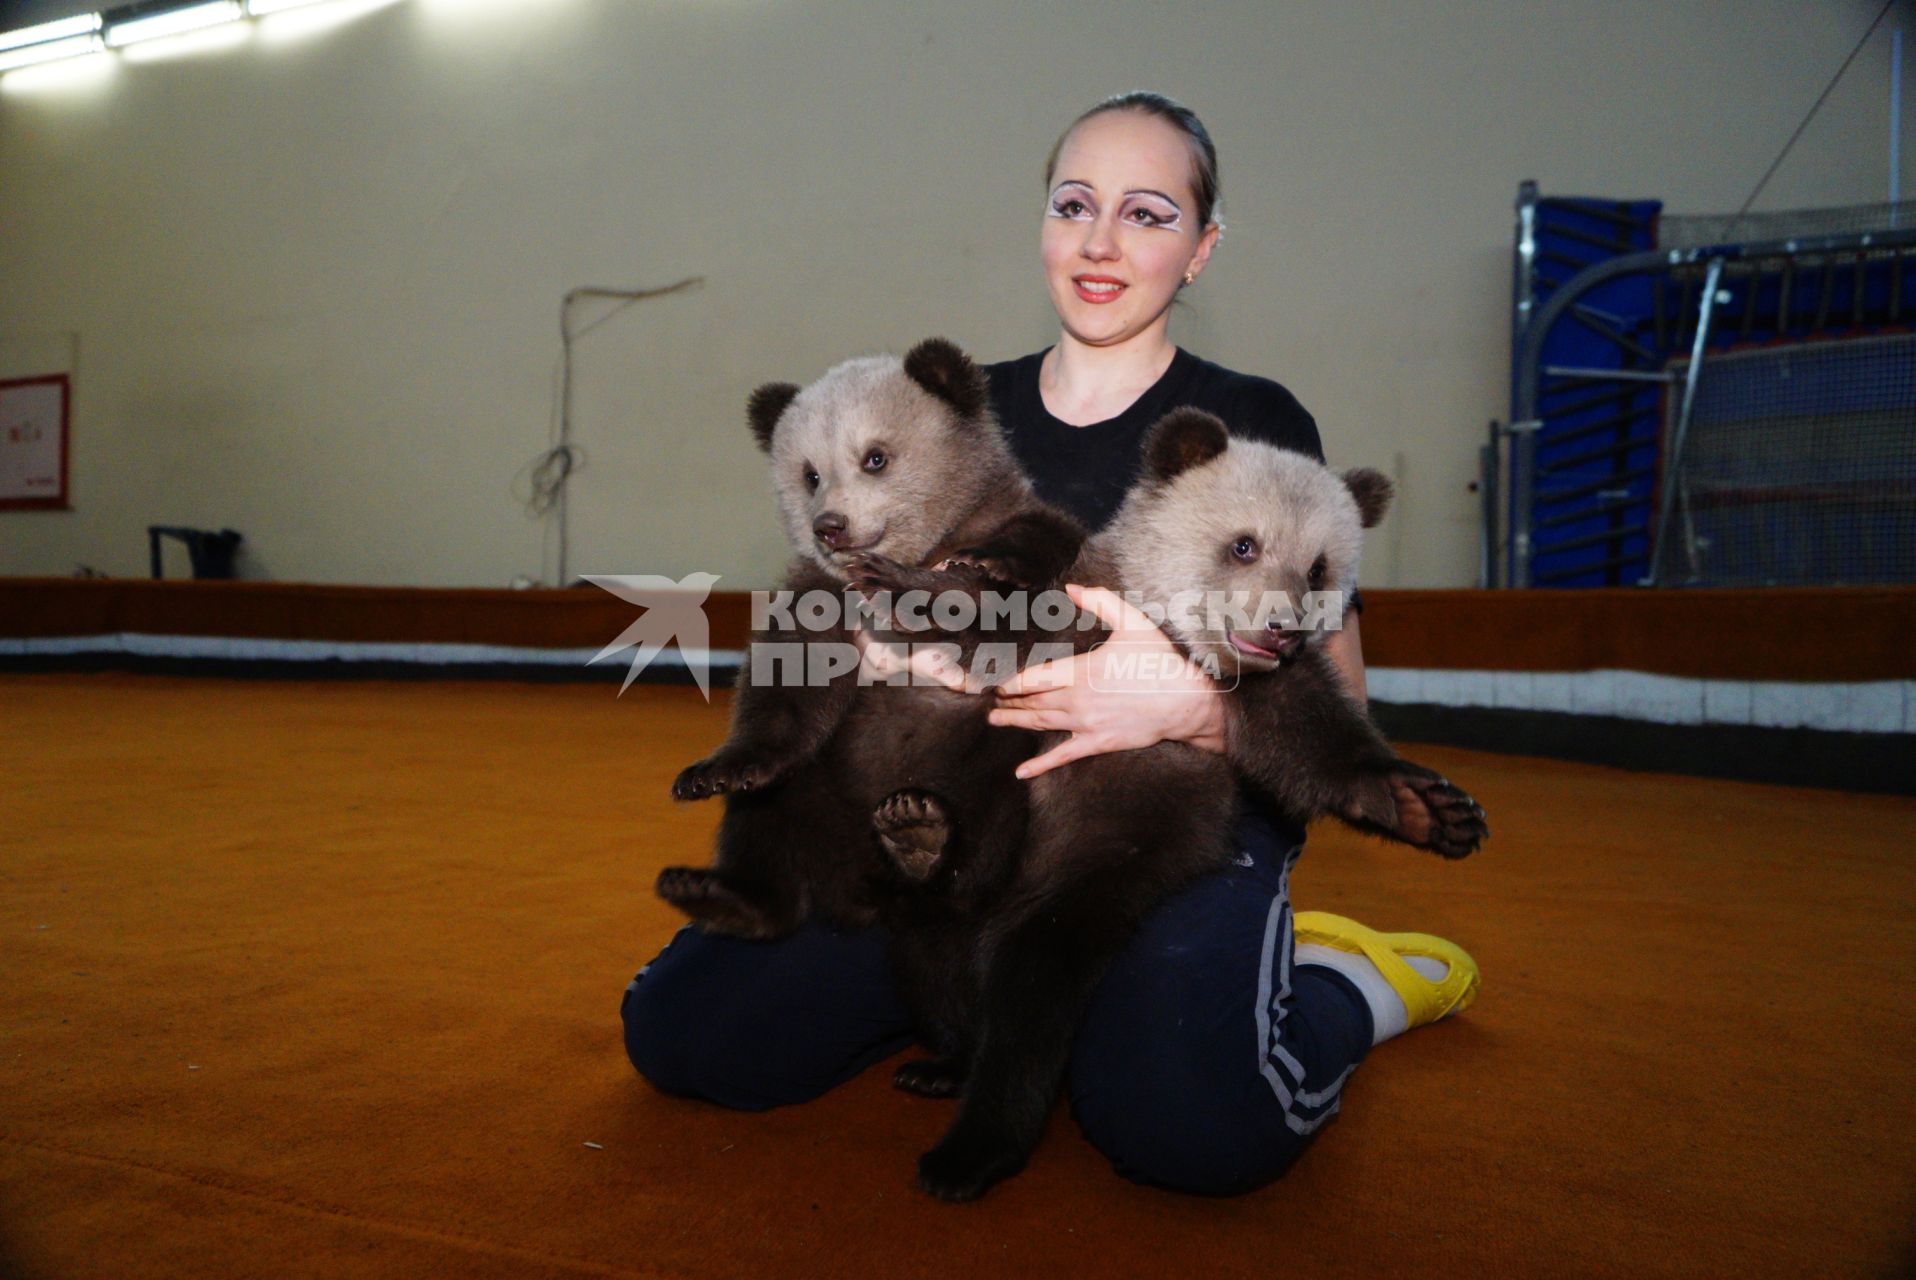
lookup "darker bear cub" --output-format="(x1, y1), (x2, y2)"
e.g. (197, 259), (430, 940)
(847, 407), (1487, 1201)
(656, 337), (1083, 941)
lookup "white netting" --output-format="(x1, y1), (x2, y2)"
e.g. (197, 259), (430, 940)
(1658, 200), (1916, 252)
(1653, 333), (1916, 585)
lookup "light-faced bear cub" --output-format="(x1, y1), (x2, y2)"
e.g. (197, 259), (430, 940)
(846, 407), (1487, 1201)
(656, 337), (1084, 939)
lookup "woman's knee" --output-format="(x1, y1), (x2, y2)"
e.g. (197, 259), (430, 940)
(1064, 904), (1343, 1195)
(1067, 1022), (1316, 1196)
(620, 921), (911, 1111)
(620, 930), (729, 1102)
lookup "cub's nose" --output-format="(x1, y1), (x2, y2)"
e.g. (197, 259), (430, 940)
(813, 512), (849, 548)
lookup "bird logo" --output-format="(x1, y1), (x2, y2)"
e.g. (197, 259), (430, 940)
(583, 572), (723, 698)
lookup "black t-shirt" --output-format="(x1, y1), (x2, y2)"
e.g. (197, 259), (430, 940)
(985, 346), (1361, 622)
(985, 346), (1322, 533)
(986, 346), (1327, 843)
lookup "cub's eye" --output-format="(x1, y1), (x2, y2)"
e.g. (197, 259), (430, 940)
(862, 449), (888, 473)
(1230, 536), (1259, 563)
(1308, 556), (1327, 587)
(804, 467), (820, 491)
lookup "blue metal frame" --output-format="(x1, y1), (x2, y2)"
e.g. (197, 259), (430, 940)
(1503, 184), (1916, 588)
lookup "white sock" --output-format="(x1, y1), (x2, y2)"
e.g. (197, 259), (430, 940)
(1296, 943), (1448, 1046)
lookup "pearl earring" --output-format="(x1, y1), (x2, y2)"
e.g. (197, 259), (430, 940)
(1182, 272), (1195, 286)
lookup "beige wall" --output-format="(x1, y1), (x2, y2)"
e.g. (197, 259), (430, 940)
(0, 0), (1904, 589)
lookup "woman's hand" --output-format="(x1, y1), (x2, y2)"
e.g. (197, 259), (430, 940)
(988, 584), (1227, 779)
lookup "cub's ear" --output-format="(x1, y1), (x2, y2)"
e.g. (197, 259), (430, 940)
(747, 382), (800, 452)
(902, 337), (989, 422)
(1343, 468), (1393, 528)
(1142, 408), (1229, 482)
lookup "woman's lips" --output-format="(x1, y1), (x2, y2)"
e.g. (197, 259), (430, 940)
(1072, 276), (1126, 304)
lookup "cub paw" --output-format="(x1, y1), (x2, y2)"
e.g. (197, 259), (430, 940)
(849, 553), (986, 613)
(873, 789), (951, 881)
(1390, 768), (1488, 860)
(892, 1057), (965, 1098)
(654, 866), (780, 938)
(942, 551), (1023, 587)
(916, 1127), (1026, 1202)
(671, 753), (779, 801)
(843, 551), (921, 596)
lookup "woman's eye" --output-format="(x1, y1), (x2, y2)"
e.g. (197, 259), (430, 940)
(1308, 556), (1327, 586)
(1231, 536), (1259, 563)
(863, 450), (887, 473)
(804, 468), (819, 491)
(1121, 201), (1179, 229)
(1050, 198), (1091, 219)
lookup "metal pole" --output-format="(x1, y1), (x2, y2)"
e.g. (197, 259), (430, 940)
(1506, 181), (1539, 589)
(1892, 28), (1903, 217)
(1507, 418), (1541, 588)
(1479, 421), (1502, 589)
(1643, 256), (1726, 586)
(1511, 181), (1538, 415)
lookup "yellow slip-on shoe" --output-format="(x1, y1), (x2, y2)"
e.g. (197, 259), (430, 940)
(1292, 911), (1480, 1029)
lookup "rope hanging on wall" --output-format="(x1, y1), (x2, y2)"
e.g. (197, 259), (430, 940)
(521, 276), (703, 586)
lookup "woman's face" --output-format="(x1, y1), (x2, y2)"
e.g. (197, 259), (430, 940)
(1040, 110), (1218, 350)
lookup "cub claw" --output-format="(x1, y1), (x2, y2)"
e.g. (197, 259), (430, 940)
(1392, 768), (1488, 859)
(873, 789), (952, 881)
(943, 551), (1020, 586)
(671, 755), (779, 801)
(654, 866), (781, 938)
(893, 1057), (965, 1098)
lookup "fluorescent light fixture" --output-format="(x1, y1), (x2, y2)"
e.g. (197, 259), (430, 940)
(105, 1), (243, 47)
(0, 12), (102, 53)
(246, 0), (332, 13)
(0, 32), (104, 72)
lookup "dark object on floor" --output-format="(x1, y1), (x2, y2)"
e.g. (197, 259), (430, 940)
(147, 526), (243, 580)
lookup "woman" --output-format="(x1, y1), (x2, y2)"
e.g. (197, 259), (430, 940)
(623, 92), (1477, 1196)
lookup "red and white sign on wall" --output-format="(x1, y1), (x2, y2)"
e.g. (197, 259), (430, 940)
(0, 374), (70, 511)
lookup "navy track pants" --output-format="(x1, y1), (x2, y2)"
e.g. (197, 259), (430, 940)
(621, 807), (1373, 1196)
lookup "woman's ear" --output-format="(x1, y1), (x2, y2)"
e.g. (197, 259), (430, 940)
(1181, 222), (1221, 286)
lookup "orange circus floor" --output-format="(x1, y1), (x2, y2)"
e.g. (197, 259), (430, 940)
(1, 673), (1912, 1279)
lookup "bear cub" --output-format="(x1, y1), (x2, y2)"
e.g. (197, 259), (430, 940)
(656, 337), (1083, 941)
(847, 408), (1487, 1201)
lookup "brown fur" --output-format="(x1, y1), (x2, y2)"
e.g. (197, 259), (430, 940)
(657, 337), (1084, 938)
(848, 408), (1485, 1201)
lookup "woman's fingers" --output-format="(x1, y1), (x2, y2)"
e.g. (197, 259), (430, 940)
(987, 703), (1073, 732)
(995, 653), (1085, 698)
(1014, 732), (1107, 780)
